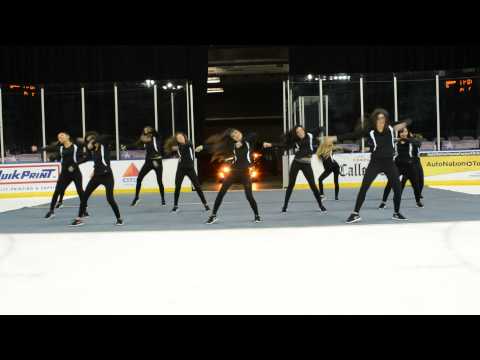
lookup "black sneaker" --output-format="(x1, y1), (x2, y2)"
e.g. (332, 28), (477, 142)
(55, 202), (63, 209)
(69, 219), (84, 227)
(80, 211), (90, 218)
(130, 198), (140, 207)
(281, 207), (287, 213)
(335, 197), (339, 201)
(318, 205), (327, 213)
(206, 215), (218, 224)
(378, 202), (386, 210)
(171, 206), (179, 213)
(162, 200), (166, 206)
(392, 213), (408, 221)
(254, 215), (263, 223)
(416, 201), (424, 208)
(346, 213), (361, 224)
(45, 211), (55, 219)
(115, 218), (124, 226)
(204, 204), (210, 211)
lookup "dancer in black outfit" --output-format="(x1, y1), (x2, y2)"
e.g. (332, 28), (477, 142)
(411, 132), (425, 198)
(324, 109), (412, 223)
(280, 125), (327, 213)
(131, 126), (166, 207)
(70, 132), (123, 227)
(379, 127), (424, 209)
(44, 132), (87, 219)
(164, 132), (210, 212)
(316, 141), (353, 200)
(203, 128), (272, 224)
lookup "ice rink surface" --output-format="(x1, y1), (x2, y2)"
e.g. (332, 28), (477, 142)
(1, 185), (480, 314)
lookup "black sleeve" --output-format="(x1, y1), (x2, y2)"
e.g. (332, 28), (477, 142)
(40, 143), (60, 152)
(405, 137), (422, 148)
(337, 128), (370, 141)
(124, 139), (144, 149)
(96, 134), (113, 145)
(77, 150), (91, 165)
(49, 152), (61, 162)
(308, 126), (326, 137)
(245, 133), (258, 143)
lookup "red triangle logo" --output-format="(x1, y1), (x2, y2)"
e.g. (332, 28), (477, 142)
(123, 163), (139, 177)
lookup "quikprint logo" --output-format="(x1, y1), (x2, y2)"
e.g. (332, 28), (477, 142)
(0, 165), (59, 184)
(122, 163), (139, 183)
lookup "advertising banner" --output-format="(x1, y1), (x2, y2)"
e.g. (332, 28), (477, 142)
(286, 153), (388, 189)
(420, 151), (480, 185)
(287, 150), (480, 189)
(0, 163), (61, 196)
(0, 159), (190, 198)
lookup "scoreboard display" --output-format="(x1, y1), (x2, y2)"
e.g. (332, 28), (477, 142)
(7, 84), (36, 96)
(445, 79), (473, 94)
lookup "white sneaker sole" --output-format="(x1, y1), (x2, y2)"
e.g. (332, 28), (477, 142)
(45, 215), (55, 220)
(346, 217), (362, 224)
(69, 223), (84, 227)
(206, 218), (218, 225)
(392, 217), (408, 221)
(131, 200), (140, 207)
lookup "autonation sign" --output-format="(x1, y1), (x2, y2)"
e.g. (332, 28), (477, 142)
(0, 164), (60, 185)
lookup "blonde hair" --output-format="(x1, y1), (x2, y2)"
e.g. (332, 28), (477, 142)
(317, 141), (334, 159)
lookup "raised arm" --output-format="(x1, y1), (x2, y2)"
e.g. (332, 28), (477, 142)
(392, 118), (413, 132)
(324, 127), (370, 145)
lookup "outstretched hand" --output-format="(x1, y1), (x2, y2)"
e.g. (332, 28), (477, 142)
(263, 142), (272, 148)
(195, 145), (203, 153)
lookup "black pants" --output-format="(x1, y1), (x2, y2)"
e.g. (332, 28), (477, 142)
(382, 161), (422, 203)
(283, 160), (324, 209)
(414, 159), (424, 194)
(135, 159), (165, 202)
(79, 172), (121, 219)
(174, 166), (207, 206)
(318, 164), (340, 200)
(354, 158), (402, 213)
(212, 168), (259, 216)
(59, 190), (65, 203)
(50, 167), (84, 211)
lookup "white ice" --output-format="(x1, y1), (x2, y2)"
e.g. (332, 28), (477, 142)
(1, 188), (480, 314)
(2, 221), (480, 314)
(0, 196), (77, 213)
(429, 185), (480, 195)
